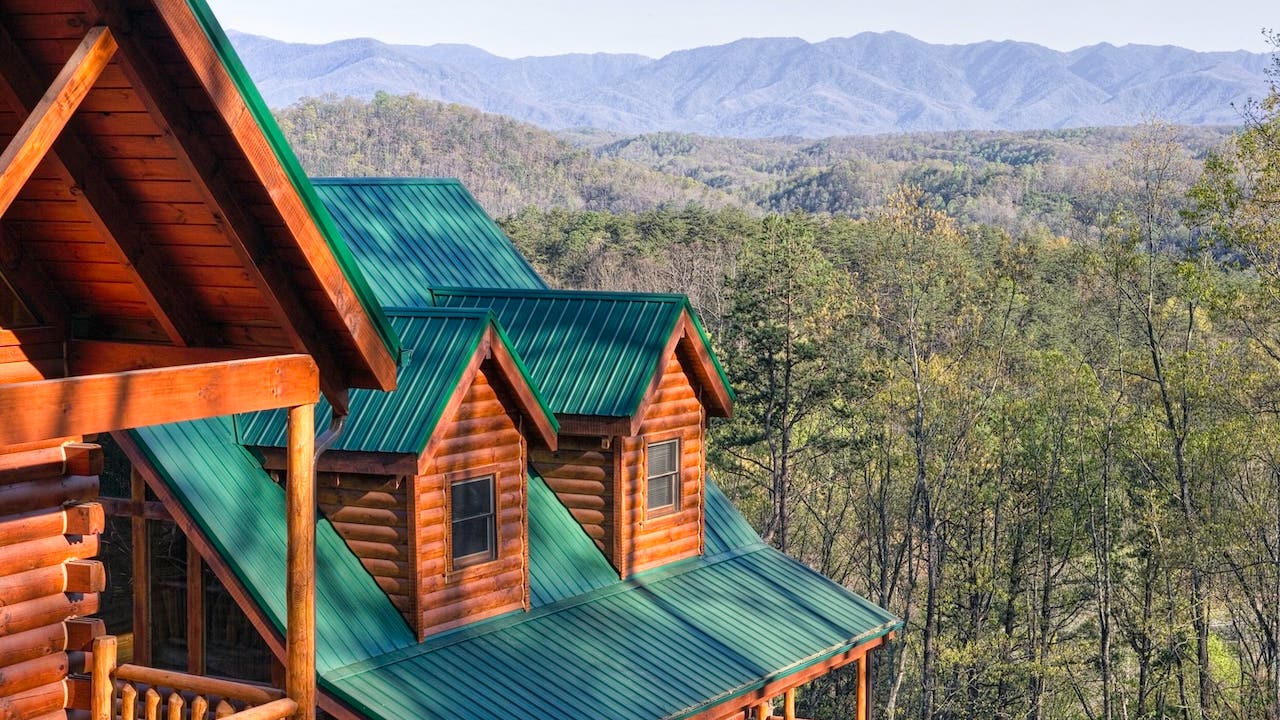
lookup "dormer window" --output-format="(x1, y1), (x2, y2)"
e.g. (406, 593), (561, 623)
(451, 476), (496, 568)
(646, 439), (680, 515)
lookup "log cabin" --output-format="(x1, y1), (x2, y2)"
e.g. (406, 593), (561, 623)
(236, 308), (560, 639)
(0, 1), (403, 719)
(431, 288), (735, 578)
(109, 176), (901, 718)
(0, 1), (901, 717)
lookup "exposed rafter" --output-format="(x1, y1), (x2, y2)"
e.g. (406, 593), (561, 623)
(0, 26), (115, 217)
(0, 20), (208, 347)
(88, 0), (354, 411)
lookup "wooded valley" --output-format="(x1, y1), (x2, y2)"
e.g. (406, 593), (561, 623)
(276, 51), (1280, 720)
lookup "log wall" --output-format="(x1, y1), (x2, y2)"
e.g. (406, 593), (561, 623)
(414, 364), (528, 639)
(316, 471), (412, 622)
(530, 437), (613, 554)
(533, 350), (707, 578)
(0, 441), (106, 720)
(627, 353), (705, 575)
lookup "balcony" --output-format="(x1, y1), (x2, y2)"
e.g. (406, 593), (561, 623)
(88, 636), (296, 720)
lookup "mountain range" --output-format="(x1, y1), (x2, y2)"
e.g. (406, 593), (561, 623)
(229, 30), (1273, 138)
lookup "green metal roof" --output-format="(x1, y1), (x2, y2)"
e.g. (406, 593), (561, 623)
(325, 544), (899, 720)
(129, 416), (901, 719)
(183, 0), (401, 361)
(704, 477), (764, 556)
(433, 288), (733, 418)
(236, 309), (556, 455)
(127, 418), (416, 675)
(528, 468), (619, 607)
(313, 179), (547, 306)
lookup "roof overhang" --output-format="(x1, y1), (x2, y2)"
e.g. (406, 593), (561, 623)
(0, 0), (399, 413)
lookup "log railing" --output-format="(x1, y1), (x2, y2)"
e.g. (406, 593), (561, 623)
(90, 636), (298, 720)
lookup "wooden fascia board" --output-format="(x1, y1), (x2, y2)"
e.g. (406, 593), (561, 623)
(136, 1), (398, 395)
(0, 20), (207, 347)
(675, 311), (733, 417)
(627, 310), (733, 436)
(256, 447), (419, 478)
(683, 633), (890, 720)
(0, 353), (319, 446)
(556, 414), (632, 438)
(0, 26), (115, 217)
(484, 327), (558, 452)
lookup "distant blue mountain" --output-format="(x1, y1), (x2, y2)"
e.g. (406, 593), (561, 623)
(228, 30), (1272, 137)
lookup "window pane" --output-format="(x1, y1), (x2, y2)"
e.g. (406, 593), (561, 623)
(452, 516), (492, 560)
(452, 477), (492, 520)
(648, 474), (676, 509)
(648, 440), (678, 476)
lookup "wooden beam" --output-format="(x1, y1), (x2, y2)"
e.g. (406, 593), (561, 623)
(286, 404), (317, 720)
(67, 340), (264, 376)
(130, 468), (150, 667)
(99, 496), (171, 522)
(256, 447), (418, 478)
(857, 653), (869, 720)
(784, 688), (796, 720)
(187, 541), (204, 676)
(0, 353), (320, 446)
(0, 20), (207, 347)
(0, 26), (115, 218)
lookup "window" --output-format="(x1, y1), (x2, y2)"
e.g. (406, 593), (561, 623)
(646, 439), (680, 514)
(451, 476), (496, 568)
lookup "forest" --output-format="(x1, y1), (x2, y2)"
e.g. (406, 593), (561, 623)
(277, 51), (1280, 720)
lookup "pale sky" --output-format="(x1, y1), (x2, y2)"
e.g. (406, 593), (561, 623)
(203, 0), (1275, 58)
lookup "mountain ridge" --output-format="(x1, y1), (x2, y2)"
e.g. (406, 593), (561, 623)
(230, 30), (1272, 137)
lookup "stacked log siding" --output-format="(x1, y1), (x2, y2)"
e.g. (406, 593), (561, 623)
(0, 442), (105, 720)
(414, 364), (528, 638)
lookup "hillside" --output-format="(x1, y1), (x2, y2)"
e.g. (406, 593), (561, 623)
(273, 94), (1234, 236)
(236, 30), (1270, 137)
(274, 94), (745, 216)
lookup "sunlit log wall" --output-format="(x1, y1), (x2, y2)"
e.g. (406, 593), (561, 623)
(0, 441), (105, 720)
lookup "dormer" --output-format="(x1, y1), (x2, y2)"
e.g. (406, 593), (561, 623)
(238, 308), (557, 639)
(433, 289), (733, 577)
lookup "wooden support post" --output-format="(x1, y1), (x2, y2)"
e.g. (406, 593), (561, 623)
(187, 541), (204, 676)
(89, 635), (116, 720)
(857, 653), (869, 720)
(286, 404), (315, 720)
(131, 468), (150, 666)
(783, 688), (795, 720)
(0, 26), (116, 218)
(754, 702), (769, 720)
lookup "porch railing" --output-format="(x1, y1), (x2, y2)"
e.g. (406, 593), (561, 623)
(90, 636), (298, 720)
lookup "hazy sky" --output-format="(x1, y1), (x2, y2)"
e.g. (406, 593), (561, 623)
(204, 0), (1275, 57)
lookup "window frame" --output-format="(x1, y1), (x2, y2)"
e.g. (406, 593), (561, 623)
(645, 438), (681, 517)
(448, 474), (498, 570)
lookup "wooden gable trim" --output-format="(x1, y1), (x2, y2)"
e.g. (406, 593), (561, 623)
(418, 334), (493, 474)
(0, 353), (319, 446)
(138, 1), (398, 395)
(484, 327), (558, 452)
(629, 310), (733, 435)
(0, 20), (207, 347)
